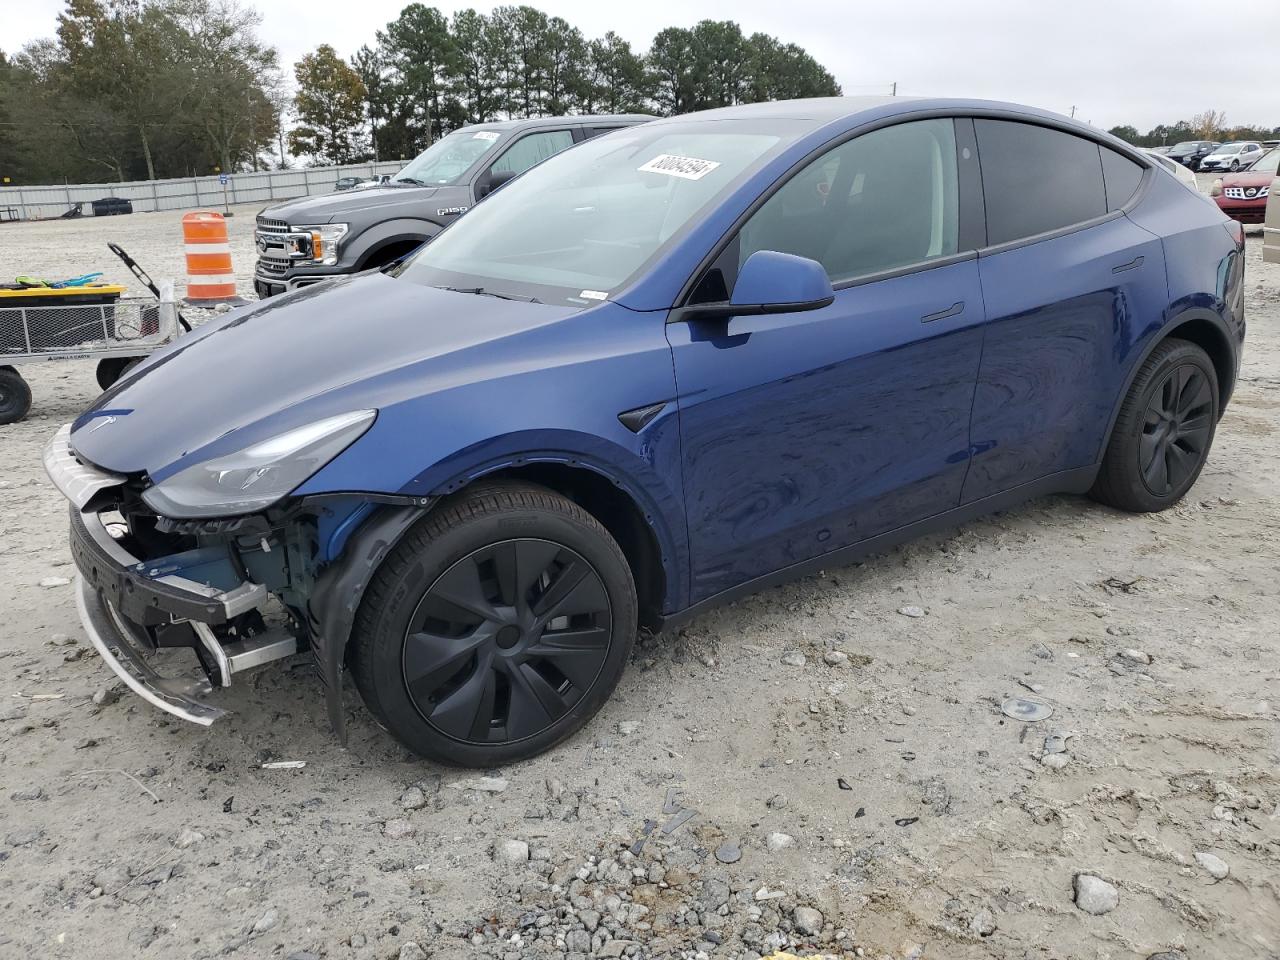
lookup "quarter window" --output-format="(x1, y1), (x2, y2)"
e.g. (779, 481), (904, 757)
(1100, 147), (1144, 211)
(975, 120), (1107, 245)
(737, 118), (960, 284)
(489, 130), (575, 177)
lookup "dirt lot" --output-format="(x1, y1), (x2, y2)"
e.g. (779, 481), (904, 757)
(0, 201), (1277, 960)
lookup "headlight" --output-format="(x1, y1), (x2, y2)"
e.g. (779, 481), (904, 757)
(293, 222), (349, 266)
(1210, 179), (1223, 197)
(142, 410), (375, 518)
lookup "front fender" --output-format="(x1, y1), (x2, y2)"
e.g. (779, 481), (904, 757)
(344, 217), (442, 269)
(421, 428), (687, 609)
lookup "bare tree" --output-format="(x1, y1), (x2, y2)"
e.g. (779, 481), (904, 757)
(1191, 109), (1227, 140)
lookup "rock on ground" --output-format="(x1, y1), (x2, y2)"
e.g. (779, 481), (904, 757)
(1074, 874), (1119, 915)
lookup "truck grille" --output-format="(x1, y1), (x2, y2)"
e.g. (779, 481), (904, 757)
(256, 216), (289, 234)
(256, 260), (289, 277)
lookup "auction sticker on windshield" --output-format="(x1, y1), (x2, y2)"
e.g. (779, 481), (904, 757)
(638, 154), (722, 180)
(473, 131), (500, 141)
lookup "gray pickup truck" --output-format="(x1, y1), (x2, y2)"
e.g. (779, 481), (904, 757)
(253, 114), (652, 297)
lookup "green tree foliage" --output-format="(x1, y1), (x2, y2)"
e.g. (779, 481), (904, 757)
(4, 0), (849, 180)
(343, 5), (843, 158)
(288, 44), (368, 165)
(178, 0), (280, 175)
(1107, 125), (1141, 144)
(1, 0), (278, 183)
(448, 9), (504, 125)
(1106, 117), (1279, 148)
(582, 32), (649, 114)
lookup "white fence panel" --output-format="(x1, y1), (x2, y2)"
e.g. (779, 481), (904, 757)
(0, 162), (405, 221)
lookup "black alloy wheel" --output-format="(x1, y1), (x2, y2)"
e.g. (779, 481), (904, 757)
(403, 538), (613, 745)
(348, 481), (637, 766)
(1090, 338), (1219, 512)
(1138, 362), (1214, 498)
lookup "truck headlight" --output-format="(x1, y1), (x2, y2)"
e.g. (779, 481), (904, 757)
(294, 222), (349, 266)
(142, 410), (375, 518)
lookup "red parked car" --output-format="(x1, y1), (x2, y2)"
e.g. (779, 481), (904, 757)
(1212, 147), (1279, 223)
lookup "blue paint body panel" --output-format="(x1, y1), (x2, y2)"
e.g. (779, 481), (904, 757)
(668, 258), (985, 602)
(964, 214), (1170, 500)
(69, 96), (1246, 624)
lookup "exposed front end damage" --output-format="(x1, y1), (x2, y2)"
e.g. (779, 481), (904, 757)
(45, 424), (427, 732)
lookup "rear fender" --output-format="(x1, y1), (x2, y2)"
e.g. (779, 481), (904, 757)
(1096, 306), (1237, 462)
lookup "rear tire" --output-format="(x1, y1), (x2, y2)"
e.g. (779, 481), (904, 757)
(1090, 338), (1218, 512)
(0, 367), (32, 425)
(348, 481), (637, 766)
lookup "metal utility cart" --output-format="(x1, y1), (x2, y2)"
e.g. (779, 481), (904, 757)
(0, 282), (182, 424)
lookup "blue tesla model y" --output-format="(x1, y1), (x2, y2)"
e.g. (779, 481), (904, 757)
(46, 97), (1245, 765)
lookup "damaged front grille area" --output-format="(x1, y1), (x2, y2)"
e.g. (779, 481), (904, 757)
(57, 448), (316, 722)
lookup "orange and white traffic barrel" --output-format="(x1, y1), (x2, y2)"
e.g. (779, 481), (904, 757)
(182, 211), (244, 305)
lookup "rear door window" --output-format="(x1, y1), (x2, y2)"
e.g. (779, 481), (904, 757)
(975, 120), (1107, 244)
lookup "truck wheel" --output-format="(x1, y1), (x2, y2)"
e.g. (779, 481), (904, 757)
(1090, 338), (1218, 512)
(349, 482), (637, 766)
(0, 367), (32, 425)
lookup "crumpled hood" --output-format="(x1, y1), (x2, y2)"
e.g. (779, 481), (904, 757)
(71, 273), (579, 479)
(260, 183), (454, 222)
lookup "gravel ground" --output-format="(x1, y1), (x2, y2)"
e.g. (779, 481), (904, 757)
(0, 192), (1278, 960)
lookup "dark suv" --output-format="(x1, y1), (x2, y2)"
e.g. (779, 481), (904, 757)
(1166, 140), (1219, 170)
(253, 115), (652, 297)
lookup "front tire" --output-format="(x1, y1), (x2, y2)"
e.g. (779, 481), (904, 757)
(349, 482), (637, 766)
(1090, 338), (1218, 512)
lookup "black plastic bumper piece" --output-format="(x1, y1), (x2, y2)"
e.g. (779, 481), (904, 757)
(69, 505), (266, 626)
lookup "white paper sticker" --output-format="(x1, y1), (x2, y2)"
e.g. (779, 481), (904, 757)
(638, 154), (721, 181)
(579, 289), (608, 300)
(472, 131), (500, 141)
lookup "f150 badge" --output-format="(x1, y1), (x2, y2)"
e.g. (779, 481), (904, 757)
(437, 206), (469, 216)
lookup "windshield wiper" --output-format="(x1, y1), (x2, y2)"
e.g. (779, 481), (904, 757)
(392, 177), (427, 186)
(440, 286), (541, 304)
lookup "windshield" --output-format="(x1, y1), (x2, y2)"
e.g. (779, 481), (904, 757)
(392, 130), (502, 186)
(395, 122), (795, 306)
(1252, 148), (1280, 176)
(1171, 142), (1195, 151)
(1217, 144), (1243, 154)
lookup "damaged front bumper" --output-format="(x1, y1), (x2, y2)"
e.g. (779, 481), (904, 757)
(46, 425), (298, 726)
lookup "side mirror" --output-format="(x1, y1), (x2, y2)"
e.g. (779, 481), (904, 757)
(478, 169), (518, 198)
(680, 250), (834, 321)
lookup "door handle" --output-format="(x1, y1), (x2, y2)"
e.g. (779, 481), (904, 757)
(1112, 255), (1144, 274)
(921, 301), (964, 323)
